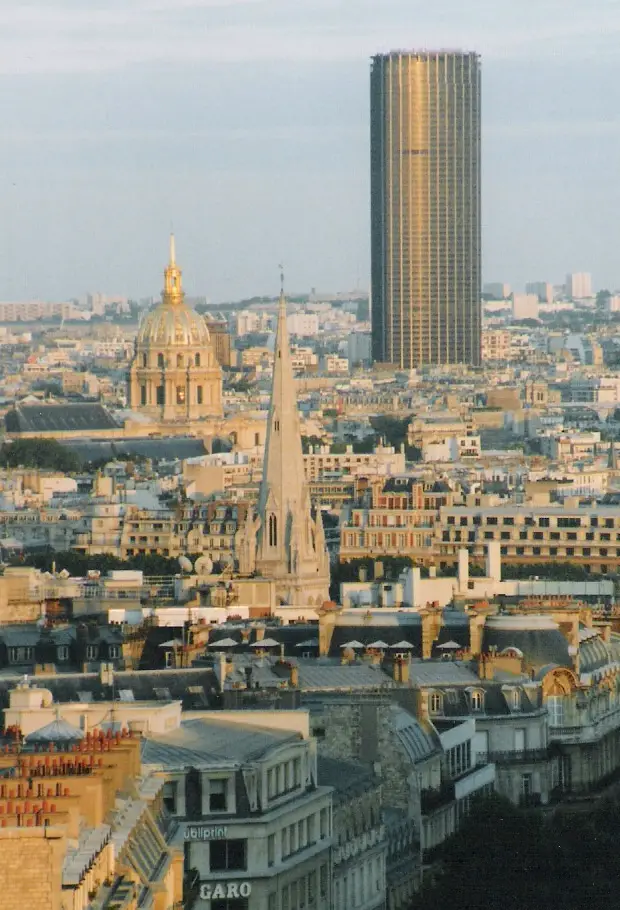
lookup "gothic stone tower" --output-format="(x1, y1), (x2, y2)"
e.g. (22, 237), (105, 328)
(128, 235), (222, 421)
(250, 289), (330, 606)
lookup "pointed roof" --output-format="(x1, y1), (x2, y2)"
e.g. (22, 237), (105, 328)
(258, 289), (307, 518)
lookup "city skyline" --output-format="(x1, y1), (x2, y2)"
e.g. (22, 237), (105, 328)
(0, 0), (619, 300)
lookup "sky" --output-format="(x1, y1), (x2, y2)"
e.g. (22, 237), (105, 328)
(0, 0), (619, 302)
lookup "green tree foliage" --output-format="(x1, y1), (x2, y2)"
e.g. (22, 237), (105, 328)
(10, 549), (181, 577)
(0, 438), (81, 472)
(411, 793), (620, 910)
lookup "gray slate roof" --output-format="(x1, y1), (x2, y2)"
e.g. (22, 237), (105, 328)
(142, 717), (299, 768)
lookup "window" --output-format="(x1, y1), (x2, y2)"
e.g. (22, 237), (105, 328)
(547, 696), (564, 726)
(86, 644), (98, 660)
(197, 385), (203, 404)
(8, 646), (34, 664)
(157, 352), (164, 367)
(268, 833), (275, 866)
(209, 778), (228, 812)
(274, 419), (280, 432)
(320, 808), (328, 839)
(57, 645), (69, 662)
(162, 780), (177, 813)
(177, 353), (184, 367)
(320, 864), (328, 900)
(430, 692), (443, 714)
(108, 645), (120, 659)
(140, 385), (147, 405)
(176, 385), (186, 404)
(194, 352), (201, 366)
(209, 839), (247, 871)
(156, 385), (165, 405)
(268, 514), (278, 547)
(471, 691), (484, 712)
(512, 689), (521, 710)
(142, 352), (147, 367)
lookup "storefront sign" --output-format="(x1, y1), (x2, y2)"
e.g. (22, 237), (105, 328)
(185, 825), (228, 841)
(199, 882), (252, 899)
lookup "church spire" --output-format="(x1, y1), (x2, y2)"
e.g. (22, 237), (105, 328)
(162, 233), (183, 306)
(255, 277), (330, 605)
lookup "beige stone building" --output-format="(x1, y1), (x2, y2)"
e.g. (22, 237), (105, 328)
(127, 235), (222, 422)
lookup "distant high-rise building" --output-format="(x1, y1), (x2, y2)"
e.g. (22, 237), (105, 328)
(526, 282), (554, 304)
(483, 283), (511, 300)
(370, 50), (481, 368)
(566, 272), (593, 299)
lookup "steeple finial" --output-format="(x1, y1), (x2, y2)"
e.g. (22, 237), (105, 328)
(278, 263), (285, 308)
(169, 232), (176, 267)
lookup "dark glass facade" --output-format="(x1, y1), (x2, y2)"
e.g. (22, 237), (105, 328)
(370, 51), (481, 368)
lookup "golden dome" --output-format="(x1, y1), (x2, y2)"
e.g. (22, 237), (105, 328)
(137, 302), (212, 348)
(136, 233), (212, 349)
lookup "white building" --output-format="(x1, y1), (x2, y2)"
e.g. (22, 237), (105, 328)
(143, 711), (336, 910)
(287, 312), (320, 337)
(511, 293), (539, 321)
(566, 272), (593, 299)
(526, 282), (554, 304)
(483, 283), (511, 299)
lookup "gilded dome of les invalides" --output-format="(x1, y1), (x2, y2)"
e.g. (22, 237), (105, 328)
(127, 235), (223, 421)
(136, 235), (212, 348)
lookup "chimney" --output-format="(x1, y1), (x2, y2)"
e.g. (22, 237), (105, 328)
(392, 657), (409, 684)
(289, 665), (299, 687)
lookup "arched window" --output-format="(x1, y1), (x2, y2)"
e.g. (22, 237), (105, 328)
(176, 386), (186, 405)
(142, 353), (147, 367)
(177, 353), (184, 367)
(471, 691), (484, 712)
(157, 353), (164, 368)
(268, 514), (278, 547)
(195, 353), (201, 367)
(430, 692), (443, 714)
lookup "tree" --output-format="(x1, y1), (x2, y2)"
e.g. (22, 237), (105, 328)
(410, 793), (620, 910)
(0, 438), (81, 472)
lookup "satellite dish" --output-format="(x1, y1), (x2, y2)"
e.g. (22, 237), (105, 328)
(195, 556), (213, 577)
(178, 555), (193, 574)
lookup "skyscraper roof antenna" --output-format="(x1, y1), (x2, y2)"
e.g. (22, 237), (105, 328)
(279, 263), (285, 297)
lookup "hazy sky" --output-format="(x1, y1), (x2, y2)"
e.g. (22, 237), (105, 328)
(1, 0), (619, 302)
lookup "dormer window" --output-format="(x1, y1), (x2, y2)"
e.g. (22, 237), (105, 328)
(430, 691), (443, 714)
(512, 689), (521, 710)
(471, 690), (484, 712)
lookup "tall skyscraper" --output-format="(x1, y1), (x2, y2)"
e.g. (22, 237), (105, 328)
(371, 51), (481, 368)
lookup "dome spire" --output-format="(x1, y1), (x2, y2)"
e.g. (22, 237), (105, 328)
(163, 233), (183, 306)
(169, 232), (176, 267)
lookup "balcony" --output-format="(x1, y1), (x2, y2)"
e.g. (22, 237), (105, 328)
(549, 705), (620, 745)
(485, 748), (551, 764)
(420, 781), (455, 813)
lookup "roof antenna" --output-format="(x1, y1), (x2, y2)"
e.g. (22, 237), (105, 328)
(279, 263), (284, 296)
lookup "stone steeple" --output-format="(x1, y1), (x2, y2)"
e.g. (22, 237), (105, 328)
(254, 289), (330, 605)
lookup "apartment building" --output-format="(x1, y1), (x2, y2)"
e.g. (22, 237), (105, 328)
(481, 330), (512, 362)
(0, 680), (183, 910)
(436, 497), (620, 573)
(143, 711), (334, 910)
